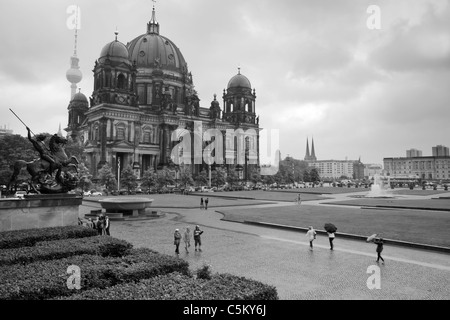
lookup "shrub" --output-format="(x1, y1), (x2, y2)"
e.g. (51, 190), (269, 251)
(195, 263), (212, 280)
(57, 272), (279, 300)
(0, 226), (97, 249)
(0, 248), (189, 300)
(0, 236), (132, 266)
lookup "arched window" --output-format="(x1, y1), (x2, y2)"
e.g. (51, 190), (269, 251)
(117, 74), (126, 89)
(94, 124), (99, 141)
(143, 131), (151, 143)
(116, 125), (125, 141)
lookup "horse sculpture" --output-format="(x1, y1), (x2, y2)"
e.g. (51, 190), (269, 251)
(8, 133), (80, 194)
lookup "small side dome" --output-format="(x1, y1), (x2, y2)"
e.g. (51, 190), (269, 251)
(71, 91), (88, 103)
(98, 38), (130, 65)
(227, 71), (252, 89)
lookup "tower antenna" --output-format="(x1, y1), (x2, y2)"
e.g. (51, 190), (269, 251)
(73, 5), (79, 56)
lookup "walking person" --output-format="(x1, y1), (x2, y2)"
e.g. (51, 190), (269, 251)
(297, 193), (302, 205)
(193, 225), (204, 252)
(183, 227), (191, 253)
(327, 231), (335, 250)
(374, 237), (385, 264)
(104, 215), (110, 236)
(174, 228), (182, 255)
(306, 226), (317, 250)
(200, 197), (204, 210)
(95, 216), (104, 235)
(205, 198), (209, 210)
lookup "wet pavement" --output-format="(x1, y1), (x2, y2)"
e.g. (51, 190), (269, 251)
(81, 191), (450, 300)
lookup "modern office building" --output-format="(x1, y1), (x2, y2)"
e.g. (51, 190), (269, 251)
(406, 149), (422, 158)
(384, 145), (450, 180)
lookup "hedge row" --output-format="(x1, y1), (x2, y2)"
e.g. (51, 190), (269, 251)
(0, 236), (132, 266)
(0, 248), (190, 300)
(57, 272), (279, 300)
(0, 226), (97, 249)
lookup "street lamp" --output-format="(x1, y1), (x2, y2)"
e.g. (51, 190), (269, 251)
(117, 158), (121, 192)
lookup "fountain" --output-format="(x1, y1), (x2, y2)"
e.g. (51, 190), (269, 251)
(366, 174), (393, 198)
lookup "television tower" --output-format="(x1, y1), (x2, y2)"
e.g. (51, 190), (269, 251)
(66, 6), (82, 100)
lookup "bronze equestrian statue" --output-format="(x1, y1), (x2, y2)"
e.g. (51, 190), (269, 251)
(8, 127), (80, 194)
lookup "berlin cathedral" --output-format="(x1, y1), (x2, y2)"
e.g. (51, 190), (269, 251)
(65, 7), (260, 180)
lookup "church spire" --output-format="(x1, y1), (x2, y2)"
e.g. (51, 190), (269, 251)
(147, 0), (160, 34)
(311, 137), (316, 161)
(304, 138), (310, 161)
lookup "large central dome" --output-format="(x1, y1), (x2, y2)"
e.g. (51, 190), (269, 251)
(126, 7), (187, 73)
(127, 33), (187, 72)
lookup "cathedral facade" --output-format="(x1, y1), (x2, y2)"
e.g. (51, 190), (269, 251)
(65, 8), (260, 180)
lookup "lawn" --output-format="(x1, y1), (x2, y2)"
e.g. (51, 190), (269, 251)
(219, 204), (450, 248)
(82, 194), (272, 209)
(190, 190), (331, 202)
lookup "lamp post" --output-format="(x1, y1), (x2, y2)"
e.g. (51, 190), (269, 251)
(117, 158), (121, 192)
(208, 164), (212, 188)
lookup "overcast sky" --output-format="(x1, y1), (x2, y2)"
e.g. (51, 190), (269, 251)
(0, 0), (449, 165)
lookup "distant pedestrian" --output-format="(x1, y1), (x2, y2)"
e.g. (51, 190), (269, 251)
(205, 198), (209, 210)
(174, 228), (182, 254)
(200, 197), (204, 210)
(327, 231), (335, 250)
(95, 216), (104, 235)
(374, 237), (385, 264)
(297, 193), (302, 205)
(306, 226), (317, 250)
(183, 227), (191, 253)
(105, 215), (110, 236)
(193, 225), (204, 252)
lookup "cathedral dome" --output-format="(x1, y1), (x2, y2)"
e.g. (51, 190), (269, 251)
(98, 38), (130, 65)
(127, 33), (187, 72)
(227, 71), (251, 89)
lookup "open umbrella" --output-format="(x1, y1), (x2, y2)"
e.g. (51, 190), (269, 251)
(367, 234), (378, 242)
(324, 223), (337, 233)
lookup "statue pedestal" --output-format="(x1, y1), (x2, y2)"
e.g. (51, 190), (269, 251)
(0, 194), (82, 232)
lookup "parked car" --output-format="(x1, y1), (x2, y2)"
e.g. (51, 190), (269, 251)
(14, 190), (27, 199)
(90, 191), (103, 196)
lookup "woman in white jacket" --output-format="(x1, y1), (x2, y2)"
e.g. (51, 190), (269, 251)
(306, 226), (317, 250)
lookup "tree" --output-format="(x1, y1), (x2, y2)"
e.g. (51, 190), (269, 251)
(226, 169), (239, 188)
(178, 166), (194, 188)
(76, 162), (93, 192)
(141, 169), (158, 191)
(0, 134), (37, 186)
(248, 166), (262, 185)
(194, 171), (208, 187)
(303, 170), (311, 183)
(121, 166), (138, 192)
(211, 167), (226, 187)
(310, 167), (321, 183)
(157, 168), (175, 188)
(97, 164), (117, 193)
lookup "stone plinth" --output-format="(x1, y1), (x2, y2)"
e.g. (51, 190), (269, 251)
(0, 194), (83, 232)
(98, 198), (153, 217)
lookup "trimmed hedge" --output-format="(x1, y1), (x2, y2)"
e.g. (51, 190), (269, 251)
(0, 248), (190, 300)
(0, 236), (132, 266)
(57, 272), (279, 300)
(0, 226), (97, 249)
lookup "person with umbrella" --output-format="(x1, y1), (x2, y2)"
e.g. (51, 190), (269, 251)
(324, 223), (337, 250)
(306, 226), (317, 250)
(374, 237), (385, 264)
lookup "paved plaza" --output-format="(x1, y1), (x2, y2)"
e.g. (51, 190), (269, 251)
(81, 191), (450, 300)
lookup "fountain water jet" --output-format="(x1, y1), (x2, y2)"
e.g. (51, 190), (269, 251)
(366, 174), (393, 198)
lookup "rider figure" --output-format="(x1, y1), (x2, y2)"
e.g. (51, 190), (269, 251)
(26, 127), (61, 176)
